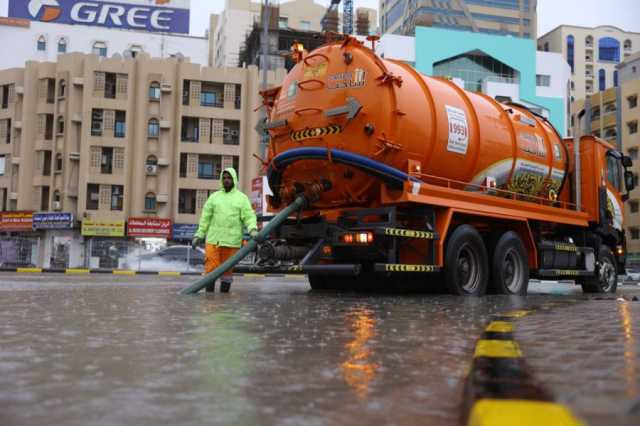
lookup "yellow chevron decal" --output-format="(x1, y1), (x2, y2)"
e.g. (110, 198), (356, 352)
(554, 244), (578, 252)
(383, 264), (437, 272)
(383, 228), (436, 239)
(291, 125), (342, 142)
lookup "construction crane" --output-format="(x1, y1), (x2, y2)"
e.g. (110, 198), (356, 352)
(322, 0), (354, 35)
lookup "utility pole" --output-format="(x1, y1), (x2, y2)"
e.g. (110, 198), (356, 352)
(259, 0), (270, 160)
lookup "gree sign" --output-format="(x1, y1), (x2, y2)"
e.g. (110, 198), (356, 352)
(9, 0), (190, 34)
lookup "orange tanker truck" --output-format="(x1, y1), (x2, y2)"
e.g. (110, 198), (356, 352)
(242, 36), (635, 296)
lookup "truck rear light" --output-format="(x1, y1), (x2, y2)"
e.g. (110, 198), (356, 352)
(341, 232), (374, 245)
(617, 245), (624, 255)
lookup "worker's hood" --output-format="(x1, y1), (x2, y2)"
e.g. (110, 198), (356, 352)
(220, 167), (238, 191)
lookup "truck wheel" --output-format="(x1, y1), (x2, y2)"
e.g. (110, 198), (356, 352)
(444, 225), (489, 296)
(490, 231), (529, 295)
(579, 246), (617, 293)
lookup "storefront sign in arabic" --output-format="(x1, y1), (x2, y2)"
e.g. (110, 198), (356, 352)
(127, 217), (172, 238)
(81, 220), (125, 237)
(0, 211), (33, 231)
(32, 212), (74, 230)
(172, 223), (197, 240)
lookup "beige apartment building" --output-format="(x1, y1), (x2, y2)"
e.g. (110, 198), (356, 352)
(0, 52), (285, 225)
(538, 25), (640, 112)
(379, 0), (536, 39)
(571, 53), (640, 265)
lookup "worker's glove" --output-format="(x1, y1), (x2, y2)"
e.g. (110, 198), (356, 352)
(191, 236), (201, 250)
(249, 229), (259, 239)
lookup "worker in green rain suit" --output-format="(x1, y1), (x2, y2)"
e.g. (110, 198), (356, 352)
(192, 168), (258, 292)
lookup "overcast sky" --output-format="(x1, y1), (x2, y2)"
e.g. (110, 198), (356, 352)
(1, 0), (639, 38)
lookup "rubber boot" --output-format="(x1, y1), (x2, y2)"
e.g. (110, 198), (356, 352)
(220, 277), (232, 293)
(205, 280), (216, 292)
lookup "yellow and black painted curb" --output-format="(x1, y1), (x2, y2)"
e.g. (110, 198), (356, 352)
(1, 267), (303, 279)
(462, 309), (584, 426)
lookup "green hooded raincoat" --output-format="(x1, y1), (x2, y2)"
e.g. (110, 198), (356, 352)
(194, 168), (257, 248)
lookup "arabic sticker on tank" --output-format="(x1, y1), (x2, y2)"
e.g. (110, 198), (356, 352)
(328, 69), (367, 90)
(507, 160), (549, 195)
(445, 105), (469, 155)
(519, 133), (546, 157)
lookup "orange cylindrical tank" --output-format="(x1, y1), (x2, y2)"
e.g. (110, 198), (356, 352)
(266, 38), (568, 208)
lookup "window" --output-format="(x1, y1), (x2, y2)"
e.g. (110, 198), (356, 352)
(223, 120), (240, 145)
(0, 155), (5, 175)
(91, 109), (103, 136)
(111, 185), (123, 211)
(607, 153), (622, 191)
(45, 79), (55, 103)
(178, 189), (197, 214)
(104, 72), (117, 99)
(629, 95), (638, 109)
(179, 153), (188, 178)
(43, 151), (52, 176)
(200, 91), (217, 107)
(631, 201), (639, 213)
(614, 70), (618, 88)
(585, 35), (593, 47)
(198, 155), (222, 179)
(57, 116), (64, 135)
(536, 74), (551, 87)
(633, 66), (638, 74)
(1, 85), (9, 109)
(599, 37), (620, 62)
(101, 147), (113, 174)
(629, 148), (638, 160)
(146, 155), (158, 166)
(624, 39), (632, 51)
(300, 20), (311, 30)
(599, 69), (606, 91)
(604, 127), (617, 138)
(86, 184), (100, 210)
(591, 107), (600, 120)
(55, 153), (63, 171)
(40, 186), (50, 211)
(629, 121), (638, 135)
(570, 81), (575, 90)
(92, 41), (107, 57)
(148, 118), (160, 138)
(631, 228), (640, 240)
(182, 80), (191, 106)
(58, 79), (66, 98)
(114, 111), (126, 138)
(181, 116), (199, 142)
(149, 82), (160, 101)
(58, 38), (67, 53)
(37, 36), (46, 51)
(278, 17), (288, 29)
(129, 45), (143, 57)
(566, 35), (574, 73)
(44, 114), (53, 140)
(0, 119), (11, 144)
(543, 42), (549, 52)
(144, 193), (157, 211)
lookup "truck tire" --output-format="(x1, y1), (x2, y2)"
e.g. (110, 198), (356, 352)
(578, 246), (617, 293)
(444, 225), (489, 296)
(490, 231), (529, 295)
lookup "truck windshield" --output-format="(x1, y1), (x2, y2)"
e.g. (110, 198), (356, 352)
(606, 152), (622, 192)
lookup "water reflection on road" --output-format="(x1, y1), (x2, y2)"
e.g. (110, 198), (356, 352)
(0, 274), (589, 426)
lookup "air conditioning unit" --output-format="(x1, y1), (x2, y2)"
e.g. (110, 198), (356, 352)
(53, 201), (61, 210)
(146, 164), (157, 175)
(160, 83), (172, 92)
(230, 129), (239, 137)
(222, 127), (230, 135)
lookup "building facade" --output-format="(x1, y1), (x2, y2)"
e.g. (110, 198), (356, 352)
(0, 16), (209, 70)
(570, 53), (640, 265)
(0, 53), (285, 268)
(379, 0), (537, 39)
(376, 27), (570, 135)
(211, 0), (377, 69)
(538, 25), (640, 110)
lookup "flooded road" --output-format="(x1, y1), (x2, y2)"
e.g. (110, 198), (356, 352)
(0, 274), (613, 425)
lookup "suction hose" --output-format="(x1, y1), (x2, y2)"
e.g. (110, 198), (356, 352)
(180, 195), (307, 295)
(267, 147), (420, 199)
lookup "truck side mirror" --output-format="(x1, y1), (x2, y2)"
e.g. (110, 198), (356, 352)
(625, 170), (636, 192)
(622, 155), (633, 168)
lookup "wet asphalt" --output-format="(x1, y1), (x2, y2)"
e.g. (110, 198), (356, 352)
(0, 273), (638, 426)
